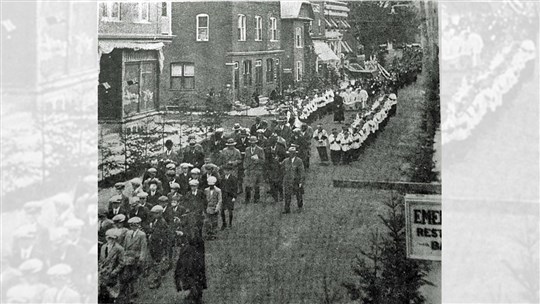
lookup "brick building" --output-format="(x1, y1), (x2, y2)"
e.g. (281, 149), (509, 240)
(280, 1), (315, 89)
(161, 1), (283, 108)
(98, 2), (173, 122)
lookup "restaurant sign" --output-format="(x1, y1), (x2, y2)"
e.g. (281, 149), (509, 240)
(404, 194), (441, 261)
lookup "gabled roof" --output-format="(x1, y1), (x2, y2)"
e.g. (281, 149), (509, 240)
(280, 1), (314, 20)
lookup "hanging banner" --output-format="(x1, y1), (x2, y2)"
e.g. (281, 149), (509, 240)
(405, 194), (442, 261)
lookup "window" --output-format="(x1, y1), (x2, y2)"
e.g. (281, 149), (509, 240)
(196, 14), (209, 41)
(255, 16), (262, 41)
(124, 59), (158, 115)
(100, 2), (120, 21)
(234, 61), (239, 89)
(171, 62), (195, 90)
(237, 14), (246, 41)
(137, 2), (150, 22)
(269, 17), (277, 41)
(295, 27), (302, 48)
(266, 58), (274, 83)
(243, 60), (252, 86)
(161, 2), (168, 16)
(296, 61), (302, 81)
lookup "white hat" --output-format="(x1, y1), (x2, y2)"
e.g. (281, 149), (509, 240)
(47, 264), (72, 276)
(105, 228), (121, 238)
(18, 259), (44, 274)
(112, 214), (126, 223)
(389, 93), (397, 100)
(216, 127), (224, 133)
(151, 205), (164, 213)
(180, 163), (193, 168)
(137, 192), (148, 198)
(6, 285), (32, 302)
(190, 168), (201, 174)
(189, 179), (199, 186)
(127, 216), (142, 224)
(207, 176), (217, 186)
(166, 163), (176, 170)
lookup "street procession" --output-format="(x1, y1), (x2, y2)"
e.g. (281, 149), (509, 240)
(0, 1), (443, 304)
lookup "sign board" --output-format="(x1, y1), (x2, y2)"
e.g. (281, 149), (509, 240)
(405, 194), (441, 261)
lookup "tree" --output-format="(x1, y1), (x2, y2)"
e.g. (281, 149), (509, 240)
(343, 194), (432, 304)
(349, 1), (421, 58)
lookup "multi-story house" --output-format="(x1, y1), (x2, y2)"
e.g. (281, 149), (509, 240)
(98, 2), (173, 122)
(280, 1), (315, 89)
(309, 1), (340, 74)
(322, 1), (353, 59)
(161, 1), (283, 107)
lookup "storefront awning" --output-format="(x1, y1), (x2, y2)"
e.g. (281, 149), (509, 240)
(98, 41), (165, 72)
(313, 41), (340, 62)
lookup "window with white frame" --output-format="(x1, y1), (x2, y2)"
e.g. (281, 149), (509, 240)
(237, 14), (246, 41)
(296, 61), (302, 81)
(196, 14), (209, 41)
(269, 17), (277, 41)
(170, 62), (195, 90)
(295, 27), (302, 48)
(100, 2), (120, 21)
(136, 2), (150, 22)
(255, 16), (262, 41)
(243, 60), (252, 86)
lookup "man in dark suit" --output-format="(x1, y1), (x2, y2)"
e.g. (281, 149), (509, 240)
(274, 118), (292, 144)
(143, 167), (164, 193)
(281, 147), (305, 214)
(250, 117), (263, 136)
(128, 197), (150, 227)
(161, 139), (180, 165)
(182, 135), (205, 169)
(146, 180), (162, 208)
(177, 163), (192, 195)
(183, 180), (207, 234)
(163, 168), (179, 196)
(220, 165), (238, 229)
(147, 205), (169, 289)
(107, 196), (128, 219)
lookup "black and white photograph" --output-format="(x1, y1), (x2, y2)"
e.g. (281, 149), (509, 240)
(1, 1), (538, 304)
(96, 1), (440, 303)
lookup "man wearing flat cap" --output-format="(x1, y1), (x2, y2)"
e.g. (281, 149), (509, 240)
(163, 167), (179, 195)
(147, 205), (169, 289)
(107, 195), (128, 220)
(281, 146), (305, 214)
(128, 197), (150, 229)
(119, 217), (148, 304)
(111, 182), (130, 210)
(177, 163), (193, 195)
(204, 176), (222, 239)
(235, 129), (249, 193)
(146, 180), (163, 208)
(182, 135), (205, 169)
(143, 167), (164, 193)
(243, 135), (266, 204)
(99, 229), (124, 303)
(210, 127), (226, 154)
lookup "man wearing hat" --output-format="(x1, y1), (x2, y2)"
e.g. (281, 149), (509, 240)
(99, 229), (124, 302)
(184, 179), (207, 227)
(112, 214), (129, 245)
(163, 165), (179, 195)
(112, 182), (130, 210)
(190, 167), (206, 191)
(167, 182), (183, 203)
(265, 136), (285, 204)
(128, 196), (150, 229)
(274, 118), (292, 145)
(235, 129), (249, 193)
(143, 167), (164, 193)
(281, 146), (305, 214)
(177, 163), (193, 195)
(210, 127), (226, 153)
(161, 139), (180, 164)
(204, 176), (222, 239)
(146, 180), (163, 208)
(119, 217), (148, 304)
(129, 178), (144, 198)
(11, 259), (48, 303)
(250, 117), (263, 136)
(220, 138), (242, 170)
(7, 225), (45, 268)
(98, 211), (114, 252)
(107, 195), (128, 219)
(182, 135), (205, 169)
(243, 135), (266, 204)
(147, 205), (169, 289)
(219, 164), (238, 229)
(136, 191), (150, 208)
(232, 123), (242, 137)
